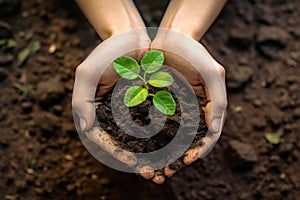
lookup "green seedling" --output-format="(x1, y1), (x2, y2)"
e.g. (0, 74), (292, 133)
(265, 133), (281, 145)
(18, 41), (41, 64)
(113, 50), (176, 115)
(12, 82), (30, 97)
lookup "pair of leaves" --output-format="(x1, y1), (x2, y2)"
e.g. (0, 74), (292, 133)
(113, 50), (165, 77)
(113, 50), (176, 115)
(113, 50), (165, 75)
(18, 41), (41, 64)
(124, 86), (176, 115)
(113, 50), (174, 88)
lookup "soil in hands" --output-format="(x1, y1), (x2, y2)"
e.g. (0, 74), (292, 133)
(96, 76), (208, 173)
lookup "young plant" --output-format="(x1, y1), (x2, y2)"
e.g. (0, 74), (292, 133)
(113, 50), (176, 115)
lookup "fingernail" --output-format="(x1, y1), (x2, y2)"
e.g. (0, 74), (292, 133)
(211, 118), (221, 133)
(80, 118), (86, 132)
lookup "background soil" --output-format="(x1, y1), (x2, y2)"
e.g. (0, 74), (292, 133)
(1, 0), (300, 199)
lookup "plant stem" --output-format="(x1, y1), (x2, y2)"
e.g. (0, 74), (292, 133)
(143, 72), (147, 82)
(137, 75), (145, 83)
(149, 94), (155, 97)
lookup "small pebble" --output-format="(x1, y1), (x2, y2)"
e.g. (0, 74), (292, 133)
(48, 44), (56, 54)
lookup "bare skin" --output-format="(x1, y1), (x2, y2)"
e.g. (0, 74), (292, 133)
(149, 0), (227, 182)
(73, 0), (227, 184)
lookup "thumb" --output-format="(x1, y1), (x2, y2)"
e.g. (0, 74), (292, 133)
(205, 101), (227, 133)
(205, 62), (227, 133)
(72, 65), (99, 132)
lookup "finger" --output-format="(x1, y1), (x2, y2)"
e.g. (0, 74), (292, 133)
(137, 165), (155, 179)
(72, 47), (116, 131)
(152, 172), (165, 184)
(155, 31), (227, 133)
(183, 129), (205, 165)
(72, 32), (149, 131)
(183, 146), (202, 165)
(72, 64), (99, 132)
(204, 62), (227, 133)
(184, 128), (222, 164)
(86, 127), (137, 167)
(164, 165), (176, 177)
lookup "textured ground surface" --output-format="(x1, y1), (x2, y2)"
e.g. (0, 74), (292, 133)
(1, 0), (300, 199)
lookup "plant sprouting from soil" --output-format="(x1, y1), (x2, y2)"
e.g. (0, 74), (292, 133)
(113, 50), (176, 115)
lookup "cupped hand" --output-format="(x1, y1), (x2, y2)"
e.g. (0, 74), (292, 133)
(146, 29), (227, 183)
(72, 29), (227, 184)
(72, 30), (150, 166)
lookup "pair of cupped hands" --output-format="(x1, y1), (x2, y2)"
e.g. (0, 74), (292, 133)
(72, 29), (227, 184)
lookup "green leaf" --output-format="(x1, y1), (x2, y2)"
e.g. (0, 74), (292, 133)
(7, 39), (18, 48)
(30, 41), (41, 52)
(153, 91), (176, 115)
(113, 56), (140, 80)
(12, 83), (30, 97)
(0, 39), (6, 46)
(124, 86), (148, 107)
(149, 71), (174, 88)
(233, 106), (243, 112)
(141, 50), (164, 73)
(18, 48), (31, 63)
(265, 133), (280, 145)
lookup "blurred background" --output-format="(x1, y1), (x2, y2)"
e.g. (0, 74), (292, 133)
(0, 0), (299, 199)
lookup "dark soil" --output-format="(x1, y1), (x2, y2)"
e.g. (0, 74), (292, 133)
(96, 73), (207, 172)
(1, 0), (300, 200)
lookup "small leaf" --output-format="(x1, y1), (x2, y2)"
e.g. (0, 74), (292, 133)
(141, 50), (164, 73)
(0, 39), (6, 46)
(12, 83), (30, 97)
(233, 106), (243, 112)
(113, 56), (140, 80)
(153, 91), (176, 115)
(7, 39), (18, 48)
(265, 133), (280, 145)
(124, 86), (148, 107)
(149, 71), (174, 88)
(18, 48), (31, 63)
(30, 41), (41, 52)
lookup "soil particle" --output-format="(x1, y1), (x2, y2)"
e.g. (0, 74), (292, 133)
(228, 28), (254, 50)
(226, 140), (258, 171)
(36, 77), (65, 109)
(0, 54), (14, 65)
(34, 112), (60, 133)
(256, 26), (290, 58)
(256, 5), (275, 25)
(227, 65), (253, 90)
(21, 101), (32, 114)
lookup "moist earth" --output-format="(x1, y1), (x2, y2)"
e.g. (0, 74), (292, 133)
(96, 75), (207, 172)
(1, 0), (300, 200)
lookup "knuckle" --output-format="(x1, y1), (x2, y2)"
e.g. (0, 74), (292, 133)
(75, 63), (85, 75)
(75, 63), (93, 80)
(217, 98), (228, 110)
(72, 98), (83, 111)
(217, 65), (226, 77)
(213, 98), (227, 111)
(71, 99), (79, 109)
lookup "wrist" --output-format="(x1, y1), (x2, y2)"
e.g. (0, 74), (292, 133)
(160, 24), (202, 41)
(158, 0), (227, 41)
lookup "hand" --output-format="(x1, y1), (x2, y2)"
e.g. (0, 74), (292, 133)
(145, 29), (227, 183)
(72, 30), (150, 166)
